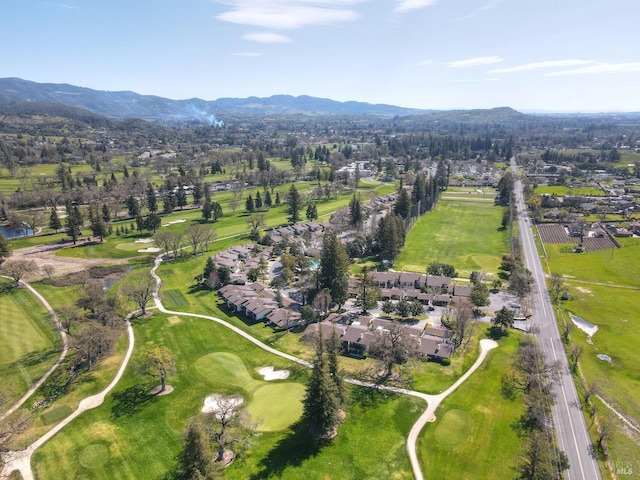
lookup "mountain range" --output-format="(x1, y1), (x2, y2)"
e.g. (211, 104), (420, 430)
(0, 77), (441, 124)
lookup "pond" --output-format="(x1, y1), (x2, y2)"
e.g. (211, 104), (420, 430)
(0, 225), (34, 238)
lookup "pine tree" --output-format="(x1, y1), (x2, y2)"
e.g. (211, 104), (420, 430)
(319, 229), (350, 309)
(306, 203), (318, 221)
(287, 184), (301, 224)
(146, 183), (158, 212)
(49, 208), (62, 233)
(255, 191), (263, 209)
(376, 212), (405, 265)
(65, 206), (83, 244)
(349, 194), (362, 229)
(355, 266), (380, 314)
(303, 332), (342, 438)
(245, 194), (255, 213)
(394, 187), (411, 219)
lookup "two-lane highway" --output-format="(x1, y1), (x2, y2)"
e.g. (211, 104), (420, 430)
(511, 160), (601, 480)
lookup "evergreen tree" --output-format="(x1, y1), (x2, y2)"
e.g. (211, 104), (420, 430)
(255, 191), (263, 209)
(302, 332), (342, 438)
(65, 206), (83, 244)
(286, 184), (302, 224)
(264, 190), (272, 207)
(306, 203), (318, 221)
(146, 183), (158, 212)
(174, 419), (221, 480)
(192, 182), (204, 206)
(162, 192), (176, 214)
(176, 187), (188, 210)
(394, 187), (411, 219)
(319, 229), (350, 309)
(349, 194), (362, 229)
(101, 204), (111, 223)
(245, 194), (255, 213)
(48, 208), (62, 233)
(144, 213), (162, 233)
(354, 266), (380, 314)
(327, 328), (346, 405)
(202, 200), (213, 222)
(375, 212), (405, 265)
(275, 192), (281, 205)
(0, 232), (10, 266)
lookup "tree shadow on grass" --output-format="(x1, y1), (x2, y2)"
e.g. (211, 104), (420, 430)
(486, 325), (509, 340)
(248, 421), (324, 480)
(110, 384), (154, 418)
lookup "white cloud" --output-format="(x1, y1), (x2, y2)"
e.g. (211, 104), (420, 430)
(544, 62), (640, 76)
(215, 1), (361, 30)
(395, 0), (438, 13)
(455, 0), (501, 21)
(243, 32), (292, 43)
(489, 60), (596, 74)
(448, 56), (503, 68)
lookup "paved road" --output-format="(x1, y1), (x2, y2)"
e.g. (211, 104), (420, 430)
(512, 160), (601, 480)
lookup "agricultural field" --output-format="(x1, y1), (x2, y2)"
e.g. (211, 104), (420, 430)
(544, 242), (640, 471)
(395, 188), (509, 277)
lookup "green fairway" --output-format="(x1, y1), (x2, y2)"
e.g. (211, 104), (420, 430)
(0, 282), (61, 405)
(418, 334), (524, 479)
(395, 194), (510, 277)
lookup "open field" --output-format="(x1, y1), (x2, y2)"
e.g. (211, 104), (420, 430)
(534, 185), (605, 196)
(545, 244), (640, 471)
(0, 280), (61, 406)
(395, 190), (509, 277)
(31, 313), (423, 479)
(418, 333), (523, 479)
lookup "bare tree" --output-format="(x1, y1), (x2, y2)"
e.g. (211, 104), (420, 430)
(74, 323), (115, 371)
(0, 391), (31, 470)
(42, 264), (55, 279)
(0, 259), (37, 286)
(367, 323), (417, 381)
(204, 395), (256, 464)
(168, 232), (185, 259)
(57, 306), (83, 335)
(185, 224), (210, 256)
(153, 230), (172, 256)
(550, 272), (565, 303)
(121, 270), (156, 316)
(443, 297), (477, 350)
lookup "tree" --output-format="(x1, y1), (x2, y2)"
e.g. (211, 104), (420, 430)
(303, 332), (343, 438)
(138, 346), (176, 392)
(492, 306), (515, 334)
(375, 212), (405, 265)
(185, 224), (211, 256)
(49, 208), (62, 233)
(395, 298), (411, 318)
(204, 395), (256, 464)
(229, 197), (239, 214)
(245, 194), (255, 213)
(368, 323), (417, 380)
(254, 191), (263, 210)
(515, 430), (569, 480)
(0, 259), (37, 286)
(146, 183), (158, 212)
(0, 390), (30, 471)
(144, 213), (162, 233)
(319, 229), (350, 309)
(176, 187), (188, 210)
(173, 419), (221, 480)
(0, 233), (10, 266)
(442, 298), (476, 350)
(57, 306), (83, 335)
(469, 283), (490, 307)
(306, 202), (318, 221)
(65, 205), (83, 244)
(354, 267), (380, 314)
(349, 193), (362, 230)
(126, 195), (141, 218)
(381, 299), (395, 315)
(246, 214), (266, 241)
(393, 187), (411, 219)
(550, 272), (565, 303)
(154, 231), (173, 256)
(75, 322), (115, 371)
(121, 270), (156, 316)
(286, 184), (302, 224)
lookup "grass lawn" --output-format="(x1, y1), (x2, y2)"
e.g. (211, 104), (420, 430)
(544, 244), (640, 471)
(395, 194), (510, 278)
(0, 280), (61, 405)
(534, 185), (605, 196)
(418, 332), (524, 479)
(31, 312), (422, 480)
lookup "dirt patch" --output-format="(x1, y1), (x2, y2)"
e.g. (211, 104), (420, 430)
(150, 385), (174, 396)
(575, 286), (593, 295)
(10, 242), (129, 281)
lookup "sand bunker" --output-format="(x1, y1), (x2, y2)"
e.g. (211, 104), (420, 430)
(202, 394), (244, 414)
(259, 366), (290, 381)
(134, 238), (154, 244)
(162, 219), (186, 227)
(138, 247), (161, 253)
(569, 312), (598, 337)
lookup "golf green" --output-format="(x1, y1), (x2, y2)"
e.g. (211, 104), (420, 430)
(247, 383), (305, 431)
(434, 409), (474, 447)
(194, 352), (260, 391)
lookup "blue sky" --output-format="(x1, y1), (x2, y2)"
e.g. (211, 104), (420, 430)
(2, 0), (639, 112)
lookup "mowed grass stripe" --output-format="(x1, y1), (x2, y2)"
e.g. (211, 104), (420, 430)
(395, 195), (509, 277)
(0, 286), (54, 364)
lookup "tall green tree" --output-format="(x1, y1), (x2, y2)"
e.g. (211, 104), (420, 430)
(65, 206), (83, 244)
(0, 233), (10, 266)
(349, 193), (362, 230)
(286, 184), (302, 224)
(146, 183), (158, 212)
(48, 208), (62, 233)
(375, 212), (405, 265)
(393, 187), (411, 219)
(173, 419), (221, 480)
(137, 346), (176, 392)
(302, 332), (342, 438)
(354, 266), (380, 314)
(306, 203), (318, 221)
(245, 194), (255, 213)
(319, 229), (350, 309)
